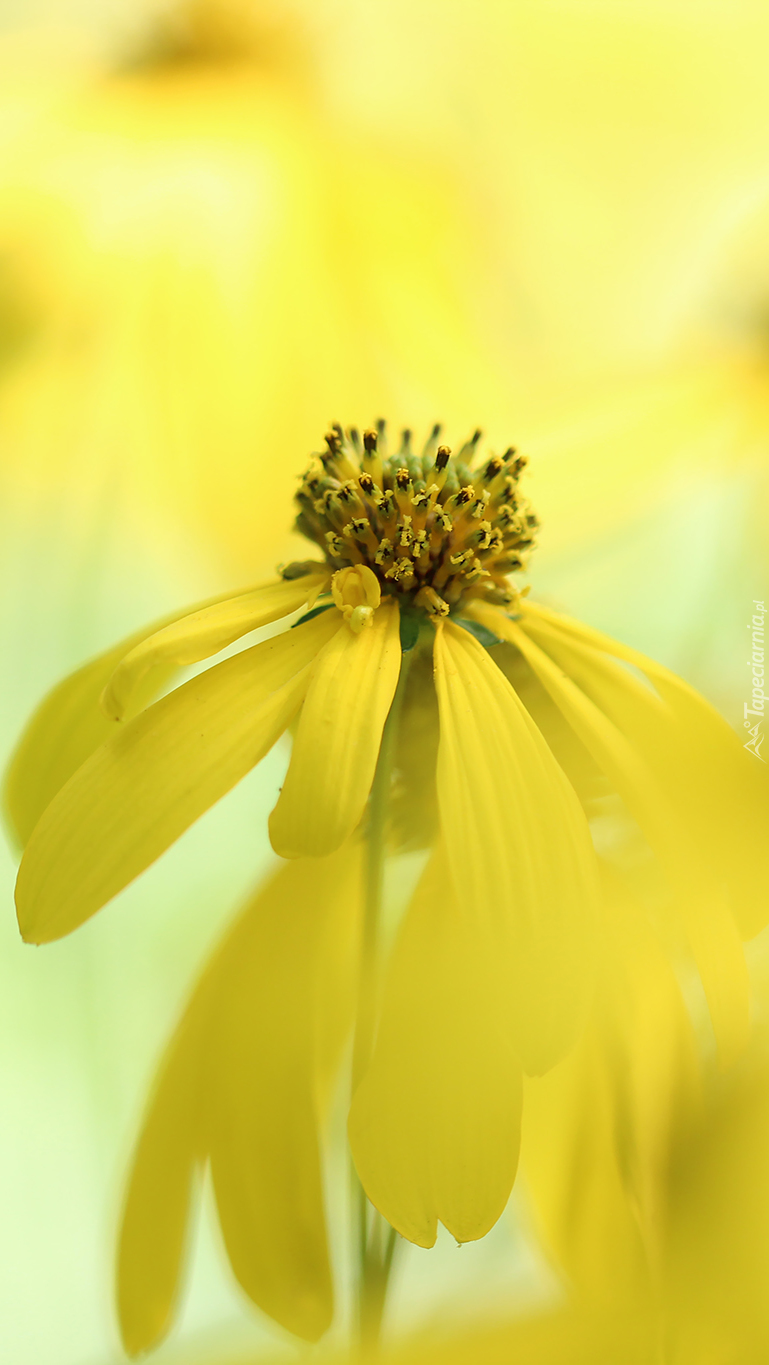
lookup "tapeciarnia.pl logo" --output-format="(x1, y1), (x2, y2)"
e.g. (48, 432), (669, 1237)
(744, 599), (766, 762)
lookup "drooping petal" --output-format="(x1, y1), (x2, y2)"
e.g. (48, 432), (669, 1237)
(489, 640), (608, 810)
(4, 574), (330, 849)
(522, 863), (701, 1312)
(2, 610), (198, 850)
(118, 845), (363, 1355)
(101, 570), (329, 721)
(480, 607), (750, 1066)
(117, 1015), (204, 1358)
(15, 609), (340, 943)
(269, 601), (402, 859)
(312, 848), (365, 1116)
(432, 620), (599, 1075)
(208, 846), (362, 1340)
(521, 599), (769, 939)
(348, 850), (522, 1248)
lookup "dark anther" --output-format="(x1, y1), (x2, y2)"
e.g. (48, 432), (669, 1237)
(363, 429), (378, 453)
(396, 468), (411, 491)
(431, 422), (442, 438)
(348, 426), (360, 447)
(471, 429), (483, 445)
(435, 445), (451, 470)
(455, 487), (473, 506)
(511, 456), (528, 477)
(483, 458), (503, 481)
(324, 430), (341, 454)
(331, 422), (344, 442)
(359, 473), (375, 495)
(502, 446), (518, 461)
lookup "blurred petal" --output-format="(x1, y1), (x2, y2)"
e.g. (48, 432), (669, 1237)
(208, 846), (362, 1342)
(432, 620), (599, 1074)
(117, 1013), (204, 1358)
(522, 865), (700, 1311)
(388, 1305), (655, 1365)
(488, 608), (750, 1066)
(348, 850), (521, 1248)
(665, 1036), (769, 1361)
(118, 843), (363, 1353)
(269, 602), (402, 858)
(101, 570), (329, 720)
(313, 853), (365, 1116)
(522, 598), (769, 938)
(15, 609), (339, 942)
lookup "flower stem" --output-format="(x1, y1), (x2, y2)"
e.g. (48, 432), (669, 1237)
(351, 642), (414, 1355)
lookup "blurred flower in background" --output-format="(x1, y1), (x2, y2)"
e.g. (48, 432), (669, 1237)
(0, 0), (525, 584)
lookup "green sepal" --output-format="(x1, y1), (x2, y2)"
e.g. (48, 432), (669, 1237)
(454, 617), (502, 649)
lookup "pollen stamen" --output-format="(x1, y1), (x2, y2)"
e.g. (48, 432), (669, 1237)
(293, 421), (538, 619)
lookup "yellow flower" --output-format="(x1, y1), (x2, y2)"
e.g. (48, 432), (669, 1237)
(7, 421), (765, 1045)
(6, 422), (768, 1340)
(6, 425), (599, 1058)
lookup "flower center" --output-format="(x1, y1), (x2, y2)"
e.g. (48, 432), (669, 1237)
(292, 421), (538, 617)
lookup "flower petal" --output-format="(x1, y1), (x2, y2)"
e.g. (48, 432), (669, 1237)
(522, 863), (700, 1310)
(3, 614), (190, 851)
(490, 608), (750, 1066)
(15, 609), (339, 943)
(522, 600), (769, 940)
(390, 1305), (653, 1364)
(269, 601), (402, 859)
(101, 570), (329, 721)
(348, 850), (521, 1248)
(118, 845), (362, 1354)
(117, 1016), (204, 1358)
(432, 620), (600, 1075)
(4, 573), (329, 852)
(208, 846), (362, 1340)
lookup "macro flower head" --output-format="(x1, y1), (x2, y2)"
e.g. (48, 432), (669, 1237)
(5, 420), (769, 1353)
